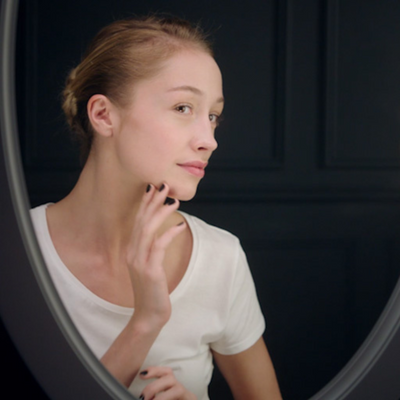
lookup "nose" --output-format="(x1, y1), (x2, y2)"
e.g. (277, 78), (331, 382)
(192, 117), (218, 153)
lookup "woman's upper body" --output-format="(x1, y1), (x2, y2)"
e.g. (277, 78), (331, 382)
(36, 16), (282, 399)
(31, 203), (265, 399)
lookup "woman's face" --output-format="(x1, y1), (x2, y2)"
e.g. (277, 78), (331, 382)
(113, 49), (224, 200)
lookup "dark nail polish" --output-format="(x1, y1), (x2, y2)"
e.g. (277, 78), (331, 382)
(159, 183), (165, 192)
(140, 370), (148, 376)
(164, 197), (175, 205)
(139, 396), (144, 400)
(146, 184), (151, 193)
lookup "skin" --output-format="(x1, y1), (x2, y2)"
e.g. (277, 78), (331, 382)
(46, 49), (282, 399)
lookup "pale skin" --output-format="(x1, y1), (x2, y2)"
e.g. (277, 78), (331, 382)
(46, 49), (282, 399)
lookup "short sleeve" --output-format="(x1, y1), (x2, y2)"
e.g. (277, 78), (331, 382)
(210, 242), (265, 355)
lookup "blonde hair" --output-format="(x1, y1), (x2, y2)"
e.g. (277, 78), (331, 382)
(62, 15), (213, 162)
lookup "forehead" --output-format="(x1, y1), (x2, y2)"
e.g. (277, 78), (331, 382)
(133, 50), (223, 99)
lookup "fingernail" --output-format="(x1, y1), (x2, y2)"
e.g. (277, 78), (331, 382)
(146, 184), (151, 193)
(164, 197), (175, 205)
(159, 183), (165, 192)
(139, 396), (144, 400)
(140, 370), (148, 376)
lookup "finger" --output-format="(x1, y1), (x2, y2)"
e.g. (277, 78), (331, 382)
(135, 183), (157, 220)
(136, 183), (175, 237)
(139, 366), (174, 380)
(134, 183), (169, 232)
(129, 184), (178, 263)
(128, 183), (157, 254)
(139, 371), (176, 400)
(133, 195), (181, 264)
(147, 221), (186, 268)
(140, 182), (170, 220)
(134, 208), (182, 269)
(144, 195), (181, 237)
(150, 385), (187, 400)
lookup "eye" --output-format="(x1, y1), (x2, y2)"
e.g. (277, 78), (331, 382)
(209, 113), (223, 126)
(175, 105), (192, 114)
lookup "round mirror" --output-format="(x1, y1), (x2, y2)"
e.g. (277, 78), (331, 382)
(3, 1), (400, 399)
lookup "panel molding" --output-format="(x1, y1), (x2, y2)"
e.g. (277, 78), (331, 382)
(25, 169), (400, 206)
(323, 0), (400, 170)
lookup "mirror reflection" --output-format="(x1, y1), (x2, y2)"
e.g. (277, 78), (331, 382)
(28, 13), (282, 399)
(16, 1), (400, 399)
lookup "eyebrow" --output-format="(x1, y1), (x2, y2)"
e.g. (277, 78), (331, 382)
(167, 85), (224, 104)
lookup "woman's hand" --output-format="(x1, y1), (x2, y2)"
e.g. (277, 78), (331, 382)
(101, 183), (186, 386)
(126, 183), (186, 330)
(139, 367), (197, 400)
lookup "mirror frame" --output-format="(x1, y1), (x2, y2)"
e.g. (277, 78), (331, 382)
(0, 1), (133, 398)
(1, 1), (400, 398)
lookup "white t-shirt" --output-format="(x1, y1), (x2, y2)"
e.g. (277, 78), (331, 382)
(30, 204), (265, 400)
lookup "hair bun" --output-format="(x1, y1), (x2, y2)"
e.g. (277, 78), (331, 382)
(62, 68), (78, 126)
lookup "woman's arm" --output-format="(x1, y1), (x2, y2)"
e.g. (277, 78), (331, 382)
(101, 183), (186, 387)
(212, 337), (282, 400)
(100, 316), (164, 387)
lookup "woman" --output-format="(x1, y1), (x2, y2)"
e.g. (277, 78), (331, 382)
(30, 16), (282, 400)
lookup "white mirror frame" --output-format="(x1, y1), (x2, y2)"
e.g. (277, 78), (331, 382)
(1, 1), (400, 398)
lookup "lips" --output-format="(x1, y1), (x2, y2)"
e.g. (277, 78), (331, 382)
(177, 161), (208, 178)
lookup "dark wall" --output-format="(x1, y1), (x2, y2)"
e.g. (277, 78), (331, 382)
(14, 1), (400, 399)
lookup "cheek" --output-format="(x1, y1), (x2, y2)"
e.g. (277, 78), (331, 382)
(136, 123), (176, 159)
(131, 114), (182, 152)
(116, 118), (177, 175)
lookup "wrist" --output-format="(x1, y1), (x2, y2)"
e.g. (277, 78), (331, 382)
(127, 314), (166, 338)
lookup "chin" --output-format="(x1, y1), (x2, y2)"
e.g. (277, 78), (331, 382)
(170, 186), (198, 202)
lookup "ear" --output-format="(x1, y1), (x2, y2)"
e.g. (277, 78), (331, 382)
(87, 94), (118, 138)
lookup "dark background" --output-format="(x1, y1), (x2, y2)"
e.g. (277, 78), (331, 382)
(6, 0), (400, 399)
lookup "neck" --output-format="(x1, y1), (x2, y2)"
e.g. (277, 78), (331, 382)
(52, 149), (146, 255)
